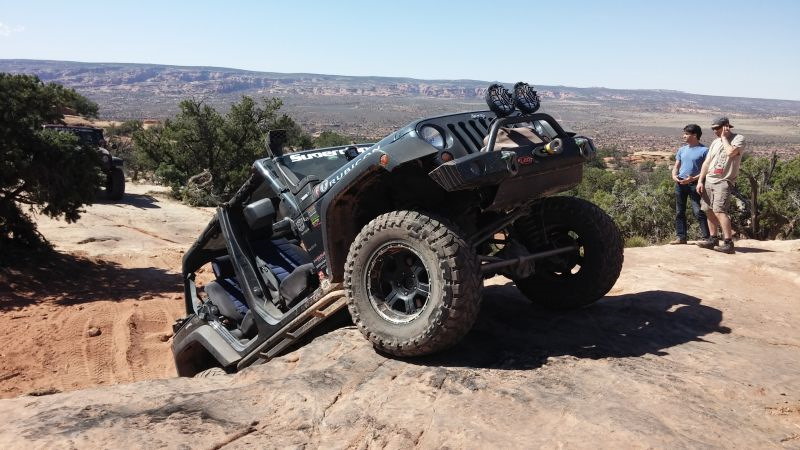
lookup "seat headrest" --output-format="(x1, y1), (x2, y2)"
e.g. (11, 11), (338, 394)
(244, 198), (276, 233)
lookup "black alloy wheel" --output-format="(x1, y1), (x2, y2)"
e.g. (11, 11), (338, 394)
(536, 228), (584, 277)
(366, 242), (431, 323)
(345, 211), (482, 357)
(512, 197), (623, 310)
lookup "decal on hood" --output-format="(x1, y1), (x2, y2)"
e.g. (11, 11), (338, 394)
(316, 147), (381, 196)
(288, 147), (367, 162)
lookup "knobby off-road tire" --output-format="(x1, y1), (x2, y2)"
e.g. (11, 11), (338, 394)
(105, 167), (125, 201)
(344, 211), (482, 357)
(512, 197), (623, 310)
(193, 367), (226, 378)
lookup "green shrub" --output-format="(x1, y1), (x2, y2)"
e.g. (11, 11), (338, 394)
(313, 130), (352, 148)
(570, 152), (800, 243)
(131, 96), (310, 204)
(625, 236), (649, 247)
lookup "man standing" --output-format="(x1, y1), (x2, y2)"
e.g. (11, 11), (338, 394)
(670, 124), (710, 244)
(697, 117), (746, 254)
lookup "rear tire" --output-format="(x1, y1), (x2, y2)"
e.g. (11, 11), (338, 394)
(512, 197), (623, 310)
(344, 211), (481, 357)
(193, 367), (227, 378)
(106, 167), (125, 201)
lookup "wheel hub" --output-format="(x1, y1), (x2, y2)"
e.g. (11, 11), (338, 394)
(401, 274), (415, 290)
(366, 242), (431, 323)
(543, 229), (583, 275)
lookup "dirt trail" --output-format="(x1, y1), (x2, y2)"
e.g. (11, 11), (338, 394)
(0, 184), (214, 398)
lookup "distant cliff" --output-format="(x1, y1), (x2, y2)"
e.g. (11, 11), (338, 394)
(4, 59), (800, 120)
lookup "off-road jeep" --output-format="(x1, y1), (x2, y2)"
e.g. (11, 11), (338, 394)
(172, 83), (623, 376)
(43, 125), (125, 201)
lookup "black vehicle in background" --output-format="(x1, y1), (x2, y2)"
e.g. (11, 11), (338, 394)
(172, 83), (623, 377)
(43, 125), (125, 201)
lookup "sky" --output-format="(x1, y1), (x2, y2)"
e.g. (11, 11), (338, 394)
(1, 0), (799, 100)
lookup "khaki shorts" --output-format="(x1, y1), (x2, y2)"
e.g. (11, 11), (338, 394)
(701, 180), (731, 213)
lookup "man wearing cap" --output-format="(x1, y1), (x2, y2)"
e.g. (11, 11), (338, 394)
(670, 124), (710, 244)
(696, 117), (746, 254)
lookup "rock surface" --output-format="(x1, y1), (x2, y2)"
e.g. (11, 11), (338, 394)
(1, 184), (799, 448)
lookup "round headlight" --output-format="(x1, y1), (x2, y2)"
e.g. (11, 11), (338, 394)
(420, 126), (445, 150)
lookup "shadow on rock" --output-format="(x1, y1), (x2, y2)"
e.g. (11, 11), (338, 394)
(0, 249), (182, 309)
(411, 284), (730, 370)
(731, 246), (773, 254)
(99, 193), (161, 209)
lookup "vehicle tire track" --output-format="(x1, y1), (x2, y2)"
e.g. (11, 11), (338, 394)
(125, 299), (179, 380)
(111, 305), (135, 383)
(82, 305), (116, 386)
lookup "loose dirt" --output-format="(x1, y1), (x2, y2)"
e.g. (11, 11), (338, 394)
(0, 184), (214, 398)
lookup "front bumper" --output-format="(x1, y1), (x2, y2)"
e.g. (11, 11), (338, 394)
(427, 138), (591, 211)
(428, 150), (520, 191)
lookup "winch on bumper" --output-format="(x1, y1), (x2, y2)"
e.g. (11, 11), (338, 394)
(427, 113), (596, 211)
(428, 149), (521, 191)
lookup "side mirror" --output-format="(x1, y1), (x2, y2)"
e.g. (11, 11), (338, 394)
(344, 145), (360, 161)
(266, 129), (287, 157)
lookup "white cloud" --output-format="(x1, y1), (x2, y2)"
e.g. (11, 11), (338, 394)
(0, 22), (25, 37)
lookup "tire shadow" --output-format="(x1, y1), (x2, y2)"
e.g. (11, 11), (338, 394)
(409, 283), (730, 370)
(96, 193), (161, 209)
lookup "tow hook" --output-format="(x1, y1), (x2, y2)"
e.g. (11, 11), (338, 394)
(500, 151), (518, 175)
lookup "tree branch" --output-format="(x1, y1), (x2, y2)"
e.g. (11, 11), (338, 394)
(0, 182), (28, 207)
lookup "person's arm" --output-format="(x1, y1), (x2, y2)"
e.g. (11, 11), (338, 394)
(721, 127), (743, 157)
(672, 158), (682, 182)
(696, 156), (711, 193)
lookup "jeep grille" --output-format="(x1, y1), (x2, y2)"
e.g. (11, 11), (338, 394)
(446, 117), (493, 153)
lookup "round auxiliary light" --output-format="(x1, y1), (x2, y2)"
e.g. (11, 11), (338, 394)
(420, 126), (445, 150)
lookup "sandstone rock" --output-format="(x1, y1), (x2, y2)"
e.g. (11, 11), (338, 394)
(3, 180), (798, 448)
(86, 327), (101, 337)
(2, 238), (799, 449)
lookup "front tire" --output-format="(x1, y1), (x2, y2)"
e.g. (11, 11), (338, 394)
(193, 367), (226, 378)
(344, 211), (481, 357)
(512, 197), (623, 310)
(105, 167), (125, 201)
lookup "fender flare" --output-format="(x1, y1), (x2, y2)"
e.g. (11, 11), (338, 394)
(172, 318), (241, 376)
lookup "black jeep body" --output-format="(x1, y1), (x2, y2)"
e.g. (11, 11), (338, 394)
(42, 125), (125, 201)
(172, 89), (623, 376)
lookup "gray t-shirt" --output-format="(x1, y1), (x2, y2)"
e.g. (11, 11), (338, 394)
(707, 133), (746, 183)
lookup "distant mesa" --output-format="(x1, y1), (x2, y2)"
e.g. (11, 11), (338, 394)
(3, 59), (798, 157)
(2, 59), (799, 116)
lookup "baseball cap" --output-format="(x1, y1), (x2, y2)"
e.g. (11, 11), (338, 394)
(711, 117), (733, 128)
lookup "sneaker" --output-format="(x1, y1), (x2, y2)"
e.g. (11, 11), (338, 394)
(697, 237), (719, 249)
(669, 238), (687, 245)
(714, 240), (735, 254)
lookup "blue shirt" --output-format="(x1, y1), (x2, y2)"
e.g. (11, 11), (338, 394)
(676, 144), (708, 180)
